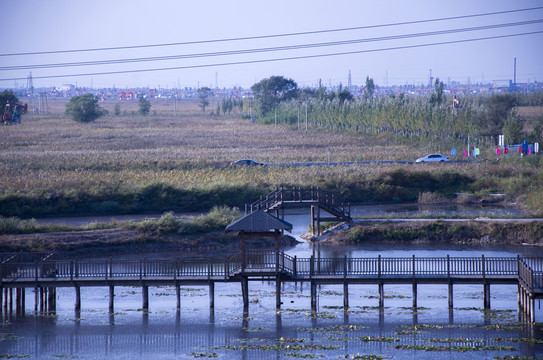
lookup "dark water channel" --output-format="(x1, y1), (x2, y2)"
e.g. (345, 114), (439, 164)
(3, 205), (543, 359)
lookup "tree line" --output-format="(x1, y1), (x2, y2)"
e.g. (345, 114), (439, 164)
(250, 76), (543, 145)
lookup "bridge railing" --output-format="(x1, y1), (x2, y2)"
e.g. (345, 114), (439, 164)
(0, 254), (535, 287)
(287, 255), (520, 279)
(248, 187), (350, 218)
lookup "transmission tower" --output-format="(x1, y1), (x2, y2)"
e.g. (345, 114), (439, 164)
(27, 72), (36, 113)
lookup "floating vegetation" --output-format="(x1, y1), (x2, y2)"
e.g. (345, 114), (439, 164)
(325, 336), (400, 343)
(506, 338), (543, 344)
(394, 344), (517, 352)
(51, 355), (81, 359)
(218, 344), (340, 351)
(306, 312), (337, 319)
(428, 337), (484, 344)
(284, 308), (312, 313)
(0, 334), (19, 341)
(493, 356), (543, 360)
(188, 352), (218, 358)
(279, 337), (306, 343)
(482, 324), (523, 332)
(295, 324), (367, 335)
(341, 355), (388, 360)
(366, 294), (410, 299)
(323, 306), (346, 310)
(394, 330), (422, 335)
(320, 290), (343, 296)
(285, 352), (325, 358)
(400, 306), (430, 311)
(244, 327), (272, 332)
(0, 356), (31, 359)
(400, 324), (476, 331)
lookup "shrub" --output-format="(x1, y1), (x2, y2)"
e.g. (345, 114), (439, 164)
(65, 94), (106, 122)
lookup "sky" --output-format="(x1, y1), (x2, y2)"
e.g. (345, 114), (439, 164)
(1, 0), (542, 90)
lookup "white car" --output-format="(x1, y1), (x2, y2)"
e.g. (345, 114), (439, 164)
(415, 154), (449, 163)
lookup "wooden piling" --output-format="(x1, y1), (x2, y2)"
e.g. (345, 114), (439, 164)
(74, 285), (81, 311)
(448, 282), (454, 309)
(412, 283), (417, 308)
(142, 286), (149, 311)
(310, 281), (317, 311)
(241, 277), (249, 309)
(175, 283), (181, 311)
(484, 283), (491, 309)
(109, 286), (115, 313)
(209, 282), (215, 309)
(378, 282), (384, 308)
(343, 282), (349, 309)
(276, 276), (281, 310)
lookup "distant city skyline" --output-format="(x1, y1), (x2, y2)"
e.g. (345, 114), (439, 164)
(2, 0), (542, 89)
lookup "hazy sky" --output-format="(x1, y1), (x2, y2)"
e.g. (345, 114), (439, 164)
(1, 0), (542, 89)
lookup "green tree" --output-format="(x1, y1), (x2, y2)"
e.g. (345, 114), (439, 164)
(531, 113), (543, 142)
(114, 102), (121, 116)
(502, 109), (524, 144)
(138, 97), (151, 116)
(364, 76), (375, 99)
(65, 94), (106, 123)
(430, 78), (445, 106)
(480, 94), (517, 136)
(0, 90), (20, 114)
(251, 76), (298, 115)
(336, 84), (354, 104)
(197, 87), (212, 113)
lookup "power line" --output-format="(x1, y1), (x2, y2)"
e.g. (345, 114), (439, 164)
(1, 6), (542, 57)
(1, 19), (541, 71)
(1, 30), (541, 82)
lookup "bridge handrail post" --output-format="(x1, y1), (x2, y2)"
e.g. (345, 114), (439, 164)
(143, 259), (147, 278)
(482, 255), (486, 282)
(310, 255), (314, 279)
(139, 260), (143, 281)
(447, 255), (450, 279)
(378, 255), (381, 279)
(105, 259), (109, 281)
(293, 256), (297, 277)
(517, 254), (520, 280)
(344, 256), (347, 279)
(412, 255), (416, 279)
(70, 260), (74, 281)
(35, 260), (39, 282)
(174, 258), (178, 280)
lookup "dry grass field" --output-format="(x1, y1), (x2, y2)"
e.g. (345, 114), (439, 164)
(0, 97), (542, 217)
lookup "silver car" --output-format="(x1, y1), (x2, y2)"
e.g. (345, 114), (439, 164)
(415, 154), (449, 163)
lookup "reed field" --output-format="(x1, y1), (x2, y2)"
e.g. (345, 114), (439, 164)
(1, 97), (542, 217)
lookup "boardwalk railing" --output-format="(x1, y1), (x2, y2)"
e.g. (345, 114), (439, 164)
(1, 253), (541, 294)
(248, 187), (351, 220)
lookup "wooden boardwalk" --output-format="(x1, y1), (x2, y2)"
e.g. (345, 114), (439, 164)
(2, 252), (543, 320)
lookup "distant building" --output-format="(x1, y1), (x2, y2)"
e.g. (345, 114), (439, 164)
(492, 80), (512, 92)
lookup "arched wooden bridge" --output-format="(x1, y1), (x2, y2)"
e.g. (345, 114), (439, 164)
(246, 187), (351, 235)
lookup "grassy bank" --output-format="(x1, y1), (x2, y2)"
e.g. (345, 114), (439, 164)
(0, 206), (243, 253)
(0, 206), (241, 236)
(329, 220), (543, 246)
(1, 98), (542, 217)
